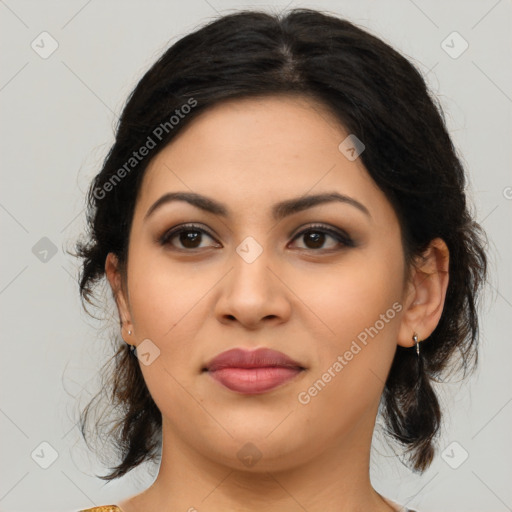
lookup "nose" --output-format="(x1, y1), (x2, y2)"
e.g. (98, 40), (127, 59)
(214, 245), (292, 330)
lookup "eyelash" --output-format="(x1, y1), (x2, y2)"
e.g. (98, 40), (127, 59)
(158, 223), (355, 252)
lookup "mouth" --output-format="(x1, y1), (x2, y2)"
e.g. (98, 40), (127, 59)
(202, 347), (306, 395)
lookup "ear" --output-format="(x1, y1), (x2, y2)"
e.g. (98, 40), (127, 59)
(105, 252), (134, 343)
(397, 238), (450, 348)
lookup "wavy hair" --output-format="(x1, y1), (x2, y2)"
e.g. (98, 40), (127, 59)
(75, 8), (487, 479)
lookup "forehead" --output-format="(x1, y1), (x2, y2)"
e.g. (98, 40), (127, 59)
(135, 95), (392, 223)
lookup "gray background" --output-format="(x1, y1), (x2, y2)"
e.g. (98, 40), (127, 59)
(0, 1), (511, 511)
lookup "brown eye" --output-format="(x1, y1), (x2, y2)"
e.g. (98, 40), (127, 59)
(290, 225), (355, 251)
(177, 229), (203, 248)
(159, 224), (220, 250)
(302, 231), (326, 249)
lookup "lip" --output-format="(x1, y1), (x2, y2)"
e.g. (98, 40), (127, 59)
(203, 347), (305, 394)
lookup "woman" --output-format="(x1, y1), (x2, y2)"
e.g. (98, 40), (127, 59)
(75, 8), (487, 512)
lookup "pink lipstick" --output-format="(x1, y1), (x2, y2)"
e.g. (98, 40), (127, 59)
(203, 347), (305, 394)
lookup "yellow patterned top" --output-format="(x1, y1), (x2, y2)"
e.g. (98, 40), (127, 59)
(80, 507), (121, 512)
(79, 497), (414, 511)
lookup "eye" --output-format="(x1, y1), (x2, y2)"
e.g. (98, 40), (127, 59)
(159, 224), (220, 250)
(289, 224), (354, 251)
(159, 223), (354, 252)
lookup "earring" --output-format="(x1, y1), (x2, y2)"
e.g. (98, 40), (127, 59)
(412, 332), (420, 356)
(128, 330), (132, 335)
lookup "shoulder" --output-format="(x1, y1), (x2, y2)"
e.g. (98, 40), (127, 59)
(79, 506), (121, 512)
(381, 495), (419, 512)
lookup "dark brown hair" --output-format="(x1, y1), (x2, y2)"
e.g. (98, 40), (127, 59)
(75, 8), (487, 479)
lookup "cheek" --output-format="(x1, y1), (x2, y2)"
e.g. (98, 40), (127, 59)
(292, 246), (405, 411)
(127, 246), (211, 338)
(296, 245), (405, 347)
(327, 263), (402, 335)
(126, 245), (227, 406)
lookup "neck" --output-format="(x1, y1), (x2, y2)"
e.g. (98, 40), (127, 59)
(120, 403), (395, 512)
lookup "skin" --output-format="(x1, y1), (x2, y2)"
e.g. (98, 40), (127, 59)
(106, 95), (449, 512)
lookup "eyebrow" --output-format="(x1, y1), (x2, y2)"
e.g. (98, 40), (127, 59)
(144, 191), (371, 222)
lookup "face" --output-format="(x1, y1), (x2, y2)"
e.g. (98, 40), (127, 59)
(110, 95), (414, 471)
